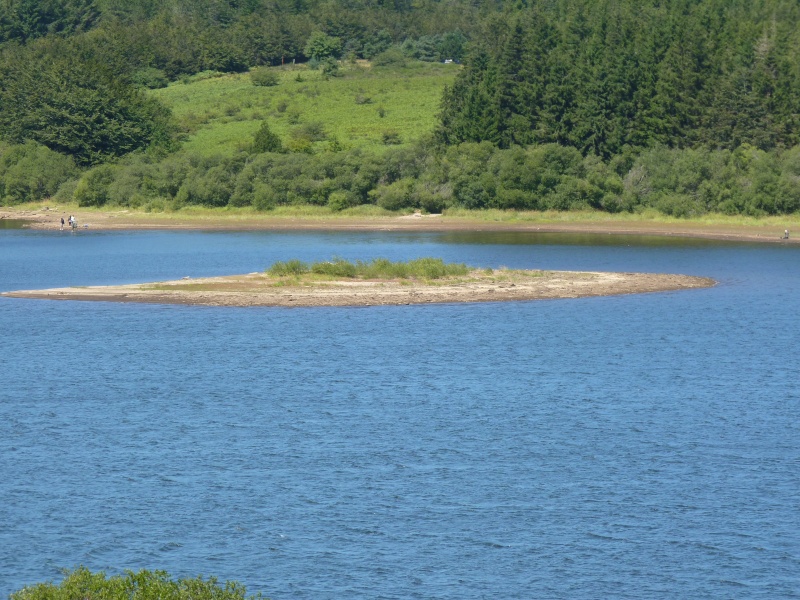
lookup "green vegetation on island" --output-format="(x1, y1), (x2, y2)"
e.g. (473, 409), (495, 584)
(10, 567), (266, 600)
(1, 0), (800, 218)
(267, 257), (470, 279)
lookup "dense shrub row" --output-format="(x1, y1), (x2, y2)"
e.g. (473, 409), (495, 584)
(0, 142), (78, 204)
(3, 140), (800, 217)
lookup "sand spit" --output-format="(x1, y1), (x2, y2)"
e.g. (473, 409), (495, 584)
(1, 270), (715, 307)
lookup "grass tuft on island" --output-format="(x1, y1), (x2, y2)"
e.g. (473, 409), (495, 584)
(268, 257), (469, 279)
(0, 257), (715, 308)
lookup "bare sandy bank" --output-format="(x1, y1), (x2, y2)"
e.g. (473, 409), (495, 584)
(1, 206), (797, 244)
(1, 270), (715, 308)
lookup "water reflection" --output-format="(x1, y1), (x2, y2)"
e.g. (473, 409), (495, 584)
(436, 230), (751, 248)
(0, 219), (26, 230)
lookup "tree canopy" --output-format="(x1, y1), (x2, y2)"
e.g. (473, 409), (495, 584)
(1, 0), (799, 217)
(0, 0), (98, 44)
(438, 0), (800, 158)
(0, 37), (174, 165)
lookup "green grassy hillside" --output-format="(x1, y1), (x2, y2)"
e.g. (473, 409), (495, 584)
(151, 61), (458, 156)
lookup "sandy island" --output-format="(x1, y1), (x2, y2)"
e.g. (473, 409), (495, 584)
(1, 269), (715, 307)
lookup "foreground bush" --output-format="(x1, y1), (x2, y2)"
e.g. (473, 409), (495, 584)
(11, 567), (265, 600)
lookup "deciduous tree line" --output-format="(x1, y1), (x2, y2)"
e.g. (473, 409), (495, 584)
(5, 137), (800, 216)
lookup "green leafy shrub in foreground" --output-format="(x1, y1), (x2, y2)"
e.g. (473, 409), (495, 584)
(11, 567), (265, 600)
(267, 257), (469, 279)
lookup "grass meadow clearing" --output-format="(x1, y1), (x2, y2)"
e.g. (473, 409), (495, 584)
(151, 61), (458, 156)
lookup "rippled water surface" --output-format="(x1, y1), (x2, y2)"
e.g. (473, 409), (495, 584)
(1, 229), (798, 599)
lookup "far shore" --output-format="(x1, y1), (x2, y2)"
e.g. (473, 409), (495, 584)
(1, 205), (798, 244)
(1, 269), (715, 308)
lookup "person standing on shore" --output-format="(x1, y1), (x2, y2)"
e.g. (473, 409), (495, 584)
(60, 217), (64, 230)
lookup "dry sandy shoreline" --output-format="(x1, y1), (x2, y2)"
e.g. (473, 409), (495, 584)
(1, 206), (797, 243)
(1, 270), (715, 308)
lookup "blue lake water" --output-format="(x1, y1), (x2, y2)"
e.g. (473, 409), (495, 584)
(1, 229), (798, 599)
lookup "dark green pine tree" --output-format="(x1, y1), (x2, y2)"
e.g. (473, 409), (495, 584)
(704, 63), (775, 150)
(524, 7), (557, 145)
(537, 3), (590, 148)
(252, 120), (283, 153)
(0, 0), (99, 44)
(437, 48), (498, 145)
(642, 23), (706, 149)
(435, 0), (800, 156)
(598, 10), (640, 156)
(493, 21), (532, 148)
(567, 13), (615, 157)
(626, 8), (670, 149)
